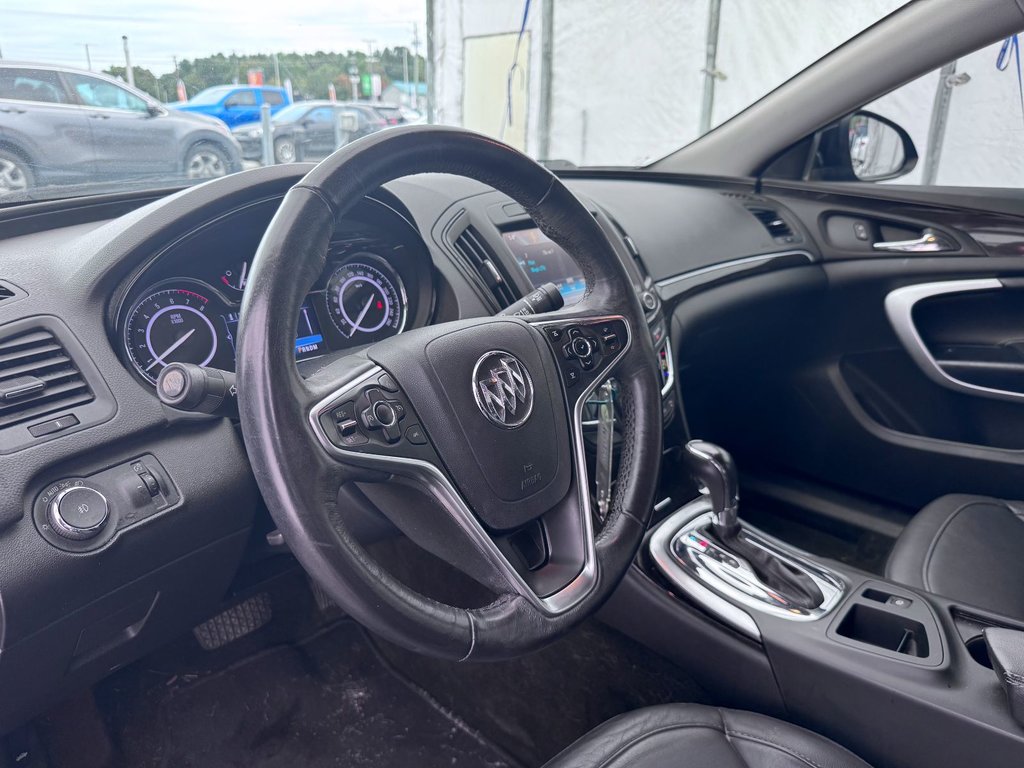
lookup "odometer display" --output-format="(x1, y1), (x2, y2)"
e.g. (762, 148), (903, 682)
(325, 257), (406, 344)
(124, 285), (233, 384)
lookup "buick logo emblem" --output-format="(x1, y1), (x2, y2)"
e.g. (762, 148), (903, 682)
(472, 351), (534, 429)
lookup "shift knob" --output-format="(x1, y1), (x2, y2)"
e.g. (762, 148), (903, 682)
(683, 440), (740, 535)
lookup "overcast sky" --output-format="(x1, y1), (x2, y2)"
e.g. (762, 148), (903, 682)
(0, 1), (427, 75)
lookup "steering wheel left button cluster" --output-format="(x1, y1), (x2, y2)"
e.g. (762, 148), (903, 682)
(313, 367), (437, 464)
(33, 454), (179, 552)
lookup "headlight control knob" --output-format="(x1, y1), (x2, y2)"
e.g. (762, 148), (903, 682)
(47, 485), (109, 540)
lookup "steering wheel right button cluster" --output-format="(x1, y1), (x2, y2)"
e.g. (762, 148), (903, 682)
(547, 317), (629, 390)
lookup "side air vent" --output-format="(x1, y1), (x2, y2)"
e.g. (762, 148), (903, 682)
(0, 284), (15, 303)
(747, 206), (800, 245)
(0, 328), (94, 429)
(452, 225), (518, 309)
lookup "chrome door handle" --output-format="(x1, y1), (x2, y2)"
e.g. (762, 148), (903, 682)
(873, 228), (956, 253)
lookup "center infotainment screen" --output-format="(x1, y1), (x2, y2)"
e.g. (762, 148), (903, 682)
(501, 228), (585, 307)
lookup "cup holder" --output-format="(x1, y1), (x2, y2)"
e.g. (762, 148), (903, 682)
(966, 635), (993, 669)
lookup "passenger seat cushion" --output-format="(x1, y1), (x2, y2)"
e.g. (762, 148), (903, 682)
(542, 704), (871, 768)
(886, 494), (1024, 617)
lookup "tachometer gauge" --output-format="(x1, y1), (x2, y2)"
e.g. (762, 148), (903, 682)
(325, 256), (406, 343)
(124, 285), (232, 384)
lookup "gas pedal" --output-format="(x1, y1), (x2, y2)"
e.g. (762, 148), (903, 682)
(192, 592), (272, 650)
(308, 577), (340, 614)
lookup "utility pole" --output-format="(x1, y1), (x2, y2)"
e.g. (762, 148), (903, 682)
(425, 0), (435, 124)
(81, 43), (93, 71)
(411, 22), (421, 111)
(122, 35), (135, 87)
(698, 0), (723, 136)
(272, 52), (280, 86)
(538, 2), (554, 161)
(402, 47), (409, 105)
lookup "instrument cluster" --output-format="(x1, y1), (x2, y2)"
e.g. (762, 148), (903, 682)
(117, 197), (433, 387)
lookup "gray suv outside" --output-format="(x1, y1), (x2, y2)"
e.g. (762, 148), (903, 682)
(0, 62), (243, 200)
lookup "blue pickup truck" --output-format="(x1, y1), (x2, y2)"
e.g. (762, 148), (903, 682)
(172, 85), (291, 128)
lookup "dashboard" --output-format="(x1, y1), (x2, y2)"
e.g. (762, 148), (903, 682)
(115, 195), (434, 386)
(0, 161), (809, 732)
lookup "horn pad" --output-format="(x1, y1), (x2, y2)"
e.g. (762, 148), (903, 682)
(368, 318), (572, 531)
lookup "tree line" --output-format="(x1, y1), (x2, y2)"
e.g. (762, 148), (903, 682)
(105, 48), (425, 103)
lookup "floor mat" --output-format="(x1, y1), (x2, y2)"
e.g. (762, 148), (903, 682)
(372, 621), (711, 766)
(94, 621), (517, 768)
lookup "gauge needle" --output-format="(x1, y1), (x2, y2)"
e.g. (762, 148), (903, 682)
(353, 292), (375, 332)
(238, 260), (248, 290)
(146, 328), (196, 371)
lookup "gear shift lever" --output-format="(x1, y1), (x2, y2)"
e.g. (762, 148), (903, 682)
(683, 440), (740, 537)
(681, 439), (824, 610)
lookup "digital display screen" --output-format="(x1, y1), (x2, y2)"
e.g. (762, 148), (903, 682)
(219, 297), (326, 362)
(294, 298), (325, 359)
(502, 228), (585, 307)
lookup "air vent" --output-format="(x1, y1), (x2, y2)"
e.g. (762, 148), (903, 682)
(0, 328), (93, 429)
(452, 225), (517, 309)
(0, 284), (14, 303)
(747, 206), (799, 244)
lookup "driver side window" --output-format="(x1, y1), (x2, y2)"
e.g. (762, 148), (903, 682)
(66, 74), (148, 113)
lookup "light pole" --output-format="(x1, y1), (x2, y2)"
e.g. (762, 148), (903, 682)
(81, 43), (93, 71)
(411, 23), (421, 110)
(122, 35), (135, 87)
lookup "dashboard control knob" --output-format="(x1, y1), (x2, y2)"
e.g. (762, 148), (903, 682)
(47, 486), (109, 540)
(641, 290), (658, 311)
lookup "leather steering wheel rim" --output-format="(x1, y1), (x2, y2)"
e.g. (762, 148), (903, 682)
(237, 126), (662, 660)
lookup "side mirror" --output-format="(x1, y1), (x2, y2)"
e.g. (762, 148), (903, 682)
(845, 111), (917, 181)
(811, 110), (917, 182)
(765, 110), (919, 183)
(146, 104), (163, 117)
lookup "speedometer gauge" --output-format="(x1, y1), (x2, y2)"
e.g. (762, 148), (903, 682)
(124, 284), (233, 384)
(325, 256), (406, 343)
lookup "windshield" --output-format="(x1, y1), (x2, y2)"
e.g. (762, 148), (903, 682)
(186, 86), (234, 105)
(0, 0), (907, 204)
(271, 103), (317, 123)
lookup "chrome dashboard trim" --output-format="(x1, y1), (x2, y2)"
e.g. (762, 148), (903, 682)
(655, 250), (815, 292)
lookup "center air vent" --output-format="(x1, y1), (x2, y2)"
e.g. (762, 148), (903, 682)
(452, 225), (517, 309)
(747, 206), (799, 244)
(0, 328), (94, 429)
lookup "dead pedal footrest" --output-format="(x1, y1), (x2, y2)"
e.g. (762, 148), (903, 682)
(192, 592), (272, 650)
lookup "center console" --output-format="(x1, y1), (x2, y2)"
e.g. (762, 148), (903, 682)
(602, 439), (1024, 768)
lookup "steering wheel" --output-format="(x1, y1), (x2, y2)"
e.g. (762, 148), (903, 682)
(236, 126), (662, 660)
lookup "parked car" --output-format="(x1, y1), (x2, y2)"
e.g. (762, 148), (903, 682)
(173, 85), (291, 128)
(231, 101), (387, 163)
(0, 62), (242, 198)
(370, 103), (406, 126)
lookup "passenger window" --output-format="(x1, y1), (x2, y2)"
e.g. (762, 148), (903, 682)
(67, 74), (148, 112)
(0, 68), (69, 104)
(262, 90), (284, 106)
(307, 107), (333, 123)
(225, 90), (257, 107)
(863, 37), (1024, 187)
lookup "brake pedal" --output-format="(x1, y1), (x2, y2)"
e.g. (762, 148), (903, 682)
(192, 592), (272, 650)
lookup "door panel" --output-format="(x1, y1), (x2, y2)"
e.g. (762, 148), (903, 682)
(676, 183), (1024, 518)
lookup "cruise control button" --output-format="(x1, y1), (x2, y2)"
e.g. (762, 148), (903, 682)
(405, 423), (427, 445)
(373, 401), (398, 427)
(565, 366), (582, 386)
(546, 327), (563, 342)
(340, 430), (369, 447)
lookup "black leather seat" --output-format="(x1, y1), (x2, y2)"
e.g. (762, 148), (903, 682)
(542, 704), (870, 768)
(886, 494), (1024, 618)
